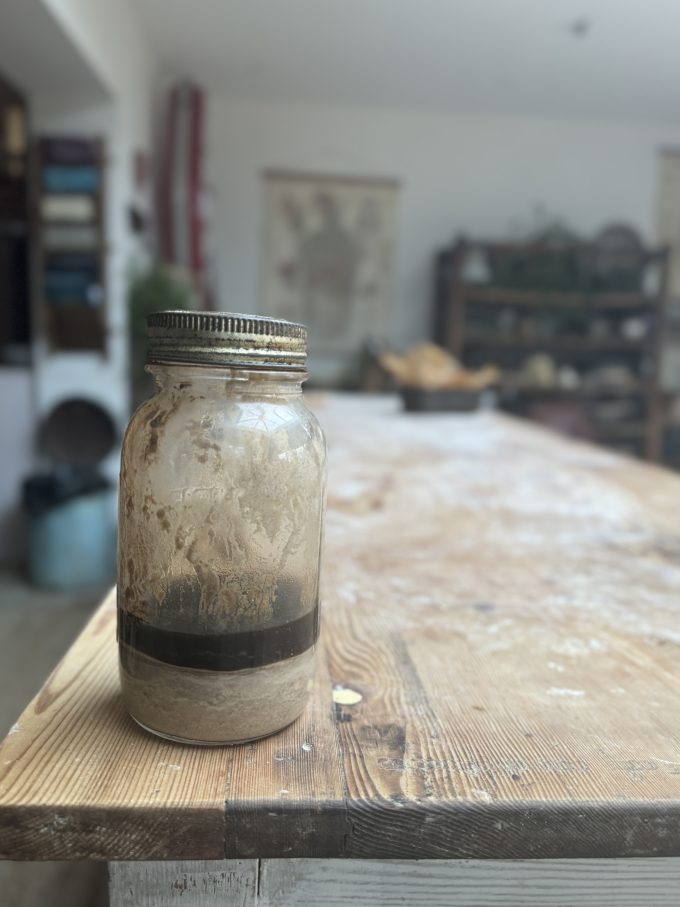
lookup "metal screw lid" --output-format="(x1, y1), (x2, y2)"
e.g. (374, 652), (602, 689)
(146, 310), (307, 370)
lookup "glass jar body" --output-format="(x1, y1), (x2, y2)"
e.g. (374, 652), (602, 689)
(117, 365), (326, 744)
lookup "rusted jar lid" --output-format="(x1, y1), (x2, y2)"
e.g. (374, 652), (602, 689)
(146, 310), (307, 370)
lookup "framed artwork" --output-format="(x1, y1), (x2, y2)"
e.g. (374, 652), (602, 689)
(260, 170), (399, 377)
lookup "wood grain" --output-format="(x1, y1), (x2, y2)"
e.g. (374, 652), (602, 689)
(109, 861), (257, 907)
(0, 589), (232, 859)
(258, 858), (680, 906)
(3, 396), (680, 860)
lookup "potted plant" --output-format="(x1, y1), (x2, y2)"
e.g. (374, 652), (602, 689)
(128, 262), (194, 405)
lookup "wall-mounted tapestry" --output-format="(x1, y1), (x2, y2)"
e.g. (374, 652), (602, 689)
(260, 170), (399, 378)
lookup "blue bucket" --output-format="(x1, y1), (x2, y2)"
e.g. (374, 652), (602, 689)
(28, 488), (117, 590)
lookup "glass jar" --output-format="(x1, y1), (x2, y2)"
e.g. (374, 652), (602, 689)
(117, 311), (326, 744)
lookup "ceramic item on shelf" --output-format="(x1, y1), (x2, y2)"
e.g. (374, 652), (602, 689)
(557, 365), (581, 390)
(520, 353), (557, 389)
(621, 317), (648, 341)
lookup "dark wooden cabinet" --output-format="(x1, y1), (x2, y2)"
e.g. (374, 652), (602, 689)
(0, 71), (30, 357)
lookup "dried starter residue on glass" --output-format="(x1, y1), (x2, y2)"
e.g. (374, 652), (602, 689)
(119, 390), (325, 633)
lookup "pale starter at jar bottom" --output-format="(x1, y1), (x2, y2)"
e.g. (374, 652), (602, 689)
(119, 643), (316, 745)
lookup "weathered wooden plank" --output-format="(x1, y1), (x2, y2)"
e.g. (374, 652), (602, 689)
(222, 646), (349, 858)
(259, 858), (680, 907)
(109, 860), (257, 907)
(0, 591), (233, 860)
(311, 400), (680, 858)
(2, 397), (680, 860)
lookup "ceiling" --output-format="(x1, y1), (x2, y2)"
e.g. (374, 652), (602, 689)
(139, 0), (680, 122)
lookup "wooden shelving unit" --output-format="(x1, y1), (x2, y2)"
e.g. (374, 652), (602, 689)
(31, 135), (106, 353)
(434, 237), (669, 461)
(461, 285), (658, 309)
(465, 332), (652, 352)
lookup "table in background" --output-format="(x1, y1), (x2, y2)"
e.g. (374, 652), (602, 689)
(2, 396), (680, 905)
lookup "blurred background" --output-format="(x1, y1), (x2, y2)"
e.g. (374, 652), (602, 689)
(2, 0), (680, 901)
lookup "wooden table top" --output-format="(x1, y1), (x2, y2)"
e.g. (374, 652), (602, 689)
(2, 395), (680, 862)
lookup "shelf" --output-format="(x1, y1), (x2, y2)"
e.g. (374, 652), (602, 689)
(507, 385), (655, 399)
(593, 421), (647, 439)
(38, 219), (98, 229)
(34, 133), (106, 355)
(461, 285), (661, 309)
(465, 332), (652, 351)
(39, 160), (99, 168)
(43, 247), (102, 256)
(457, 239), (668, 263)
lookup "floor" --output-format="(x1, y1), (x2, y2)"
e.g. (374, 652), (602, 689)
(0, 570), (110, 907)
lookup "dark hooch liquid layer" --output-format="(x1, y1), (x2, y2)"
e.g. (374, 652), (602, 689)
(118, 604), (319, 672)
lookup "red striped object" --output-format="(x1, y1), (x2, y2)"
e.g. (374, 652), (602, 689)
(158, 82), (206, 297)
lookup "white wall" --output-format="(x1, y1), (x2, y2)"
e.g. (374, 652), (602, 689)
(206, 97), (680, 375)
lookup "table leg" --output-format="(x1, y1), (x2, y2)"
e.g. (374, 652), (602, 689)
(110, 857), (680, 905)
(108, 860), (258, 906)
(258, 858), (680, 906)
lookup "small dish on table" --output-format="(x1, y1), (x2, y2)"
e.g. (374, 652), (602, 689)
(380, 343), (500, 413)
